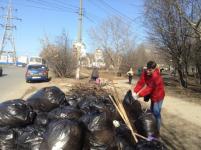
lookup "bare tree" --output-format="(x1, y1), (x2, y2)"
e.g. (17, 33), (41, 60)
(144, 0), (194, 88)
(120, 44), (150, 73)
(174, 0), (201, 84)
(89, 16), (136, 74)
(40, 33), (76, 78)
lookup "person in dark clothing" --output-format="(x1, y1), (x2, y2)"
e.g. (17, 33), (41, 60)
(127, 68), (134, 84)
(91, 67), (99, 81)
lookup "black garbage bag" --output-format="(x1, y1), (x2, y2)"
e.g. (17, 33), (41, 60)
(40, 120), (83, 150)
(27, 86), (67, 112)
(83, 126), (117, 149)
(48, 106), (83, 120)
(86, 129), (117, 150)
(15, 126), (46, 150)
(0, 128), (16, 150)
(87, 112), (113, 132)
(96, 95), (121, 121)
(78, 96), (98, 113)
(65, 95), (79, 107)
(82, 112), (116, 150)
(105, 102), (121, 121)
(115, 124), (135, 149)
(115, 137), (135, 150)
(34, 112), (49, 127)
(0, 99), (35, 127)
(78, 95), (119, 120)
(79, 114), (91, 128)
(79, 112), (111, 129)
(135, 140), (167, 150)
(135, 112), (159, 138)
(123, 90), (143, 120)
(90, 102), (106, 112)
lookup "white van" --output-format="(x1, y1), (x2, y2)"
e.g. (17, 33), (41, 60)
(28, 56), (43, 65)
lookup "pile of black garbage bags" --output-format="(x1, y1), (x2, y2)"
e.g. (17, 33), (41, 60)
(0, 86), (167, 150)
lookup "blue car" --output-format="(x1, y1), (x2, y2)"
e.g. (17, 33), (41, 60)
(25, 64), (49, 82)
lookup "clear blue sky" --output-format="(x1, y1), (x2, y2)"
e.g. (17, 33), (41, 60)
(0, 0), (146, 56)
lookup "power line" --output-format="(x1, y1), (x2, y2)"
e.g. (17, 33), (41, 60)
(88, 0), (144, 27)
(0, 0), (76, 13)
(25, 0), (77, 11)
(88, 0), (112, 16)
(89, 0), (125, 21)
(84, 14), (96, 24)
(98, 0), (136, 22)
(83, 7), (104, 24)
(48, 0), (78, 9)
(0, 0), (77, 12)
(88, 0), (120, 23)
(88, 0), (134, 26)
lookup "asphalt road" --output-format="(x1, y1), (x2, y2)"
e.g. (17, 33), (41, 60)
(0, 65), (28, 102)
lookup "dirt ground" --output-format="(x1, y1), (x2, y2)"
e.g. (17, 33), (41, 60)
(20, 73), (201, 150)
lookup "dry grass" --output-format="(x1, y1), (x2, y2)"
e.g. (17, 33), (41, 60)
(163, 74), (201, 104)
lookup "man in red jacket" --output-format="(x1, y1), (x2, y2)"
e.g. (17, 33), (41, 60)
(132, 61), (165, 131)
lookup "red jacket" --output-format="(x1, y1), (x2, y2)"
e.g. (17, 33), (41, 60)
(134, 68), (165, 102)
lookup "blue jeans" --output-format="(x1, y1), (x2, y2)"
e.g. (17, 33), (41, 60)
(151, 100), (163, 131)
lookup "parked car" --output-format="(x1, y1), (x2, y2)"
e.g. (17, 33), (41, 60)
(25, 64), (48, 82)
(0, 66), (2, 76)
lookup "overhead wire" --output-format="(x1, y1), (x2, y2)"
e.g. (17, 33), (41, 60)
(83, 7), (104, 25)
(88, 0), (113, 17)
(98, 0), (135, 22)
(48, 0), (78, 9)
(0, 0), (78, 13)
(88, 0), (119, 23)
(99, 0), (146, 32)
(25, 0), (77, 12)
(83, 13), (97, 24)
(88, 0), (134, 26)
(84, 14), (96, 24)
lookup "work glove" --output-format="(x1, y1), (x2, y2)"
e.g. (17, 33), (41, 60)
(113, 120), (120, 128)
(132, 92), (139, 100)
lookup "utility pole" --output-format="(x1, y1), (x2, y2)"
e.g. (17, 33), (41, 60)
(75, 0), (83, 79)
(78, 0), (83, 43)
(0, 0), (21, 64)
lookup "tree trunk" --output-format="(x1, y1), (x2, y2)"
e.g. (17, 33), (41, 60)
(196, 64), (201, 84)
(185, 69), (188, 88)
(185, 63), (189, 76)
(177, 66), (187, 88)
(184, 62), (188, 88)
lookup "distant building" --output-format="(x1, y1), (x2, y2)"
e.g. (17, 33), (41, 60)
(80, 54), (91, 67)
(0, 53), (15, 64)
(79, 48), (106, 68)
(73, 42), (86, 58)
(93, 49), (105, 68)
